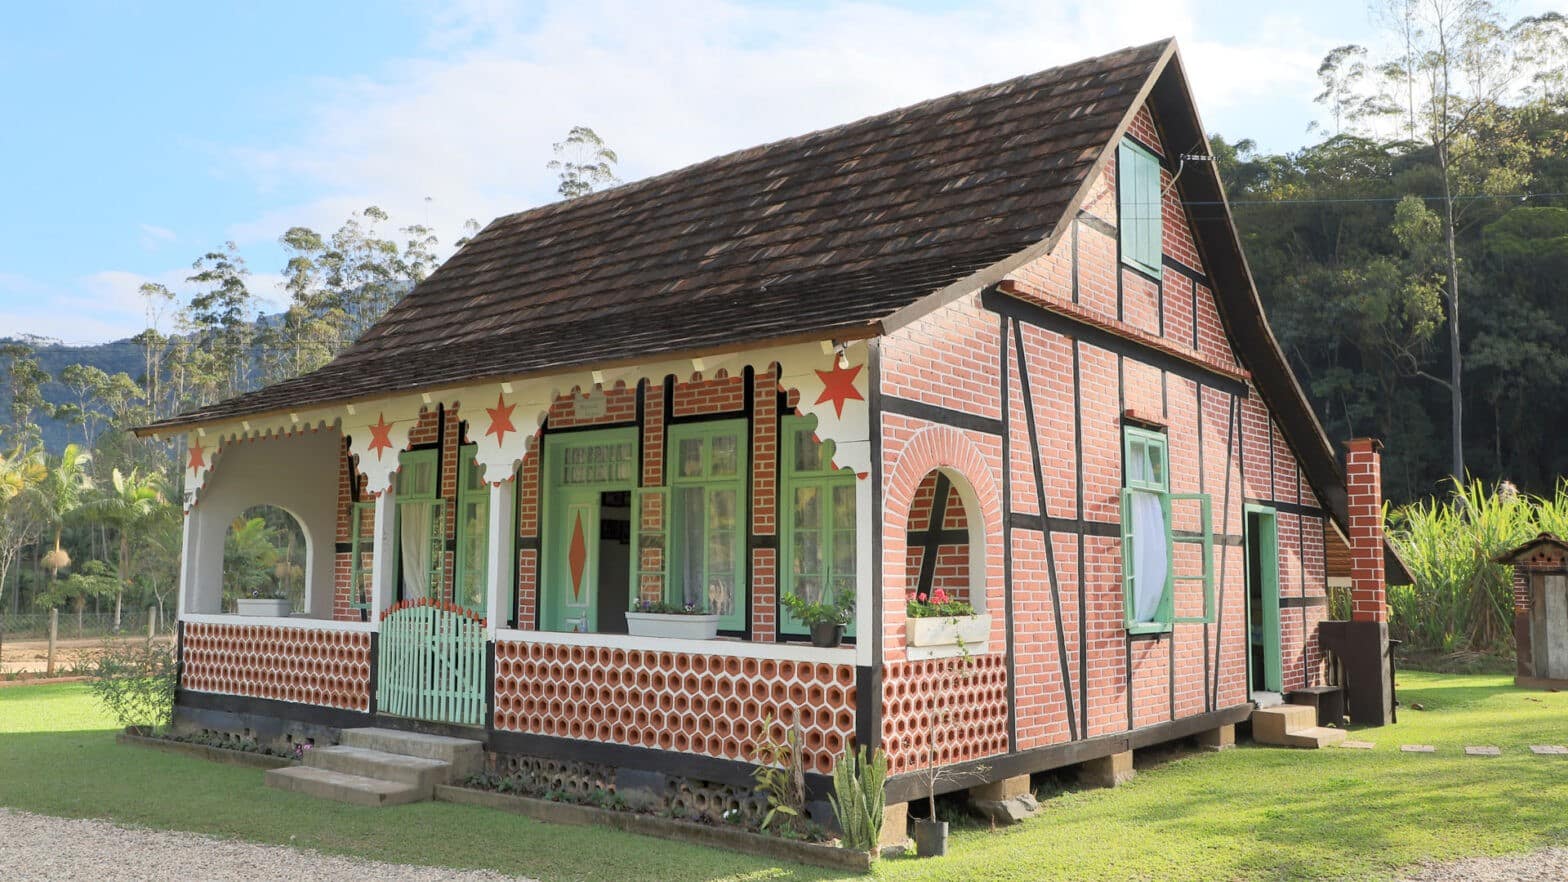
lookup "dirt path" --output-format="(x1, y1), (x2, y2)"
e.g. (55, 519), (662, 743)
(0, 635), (173, 675)
(1399, 848), (1568, 881)
(0, 808), (536, 882)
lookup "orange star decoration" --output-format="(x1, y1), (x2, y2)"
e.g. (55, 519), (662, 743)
(366, 413), (395, 460)
(813, 358), (864, 418)
(186, 440), (206, 473)
(484, 393), (518, 447)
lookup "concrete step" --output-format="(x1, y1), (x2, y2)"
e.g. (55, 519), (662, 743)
(339, 728), (484, 780)
(264, 765), (426, 807)
(1250, 704), (1319, 745)
(1281, 726), (1349, 749)
(305, 745), (450, 792)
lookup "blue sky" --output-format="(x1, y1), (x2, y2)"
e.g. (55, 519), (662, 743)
(0, 0), (1551, 345)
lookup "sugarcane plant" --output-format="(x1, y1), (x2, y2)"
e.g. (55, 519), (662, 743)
(828, 743), (888, 854)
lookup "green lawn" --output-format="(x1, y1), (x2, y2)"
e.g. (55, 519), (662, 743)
(2, 672), (1566, 881)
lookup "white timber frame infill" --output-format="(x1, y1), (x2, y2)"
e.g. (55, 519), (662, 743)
(161, 339), (875, 666)
(179, 613), (376, 634)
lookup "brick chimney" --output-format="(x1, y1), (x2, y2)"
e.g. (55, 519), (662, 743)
(1345, 438), (1385, 623)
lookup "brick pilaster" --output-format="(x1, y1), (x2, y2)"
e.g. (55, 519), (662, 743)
(1345, 438), (1385, 623)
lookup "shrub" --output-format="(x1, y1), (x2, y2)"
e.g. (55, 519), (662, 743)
(828, 744), (888, 854)
(1385, 477), (1554, 653)
(87, 640), (176, 735)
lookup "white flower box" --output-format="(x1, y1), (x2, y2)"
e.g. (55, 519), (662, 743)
(625, 612), (720, 640)
(907, 613), (990, 648)
(236, 598), (292, 617)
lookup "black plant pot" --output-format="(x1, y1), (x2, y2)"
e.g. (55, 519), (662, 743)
(913, 819), (949, 857)
(809, 622), (845, 648)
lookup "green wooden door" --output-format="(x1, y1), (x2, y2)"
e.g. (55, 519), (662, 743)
(1245, 505), (1283, 693)
(546, 490), (600, 632)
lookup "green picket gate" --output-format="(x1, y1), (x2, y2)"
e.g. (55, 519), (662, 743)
(377, 599), (487, 726)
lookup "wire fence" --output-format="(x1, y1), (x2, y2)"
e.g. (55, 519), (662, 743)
(0, 608), (176, 642)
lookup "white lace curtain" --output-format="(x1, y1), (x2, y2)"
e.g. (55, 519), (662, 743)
(399, 502), (432, 600)
(1128, 443), (1167, 622)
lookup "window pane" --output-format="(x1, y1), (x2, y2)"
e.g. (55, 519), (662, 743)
(1149, 444), (1165, 488)
(711, 434), (738, 477)
(793, 428), (823, 472)
(708, 531), (734, 574)
(831, 530), (855, 575)
(795, 486), (821, 529)
(676, 487), (705, 607)
(679, 438), (704, 478)
(795, 576), (822, 605)
(398, 459), (434, 496)
(793, 531), (822, 577)
(831, 484), (856, 529)
(710, 488), (736, 531)
(1128, 489), (1167, 622)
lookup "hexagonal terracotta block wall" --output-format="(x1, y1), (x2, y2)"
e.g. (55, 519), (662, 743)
(881, 654), (1008, 774)
(182, 623), (372, 712)
(493, 641), (856, 773)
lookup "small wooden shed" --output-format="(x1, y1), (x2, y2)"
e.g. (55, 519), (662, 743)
(1497, 533), (1568, 688)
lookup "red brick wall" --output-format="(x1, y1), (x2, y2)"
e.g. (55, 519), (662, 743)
(876, 97), (1335, 770)
(905, 471), (971, 603)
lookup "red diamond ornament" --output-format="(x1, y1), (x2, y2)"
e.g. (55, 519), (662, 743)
(568, 513), (588, 600)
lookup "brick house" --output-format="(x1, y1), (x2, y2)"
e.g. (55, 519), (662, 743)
(139, 39), (1402, 831)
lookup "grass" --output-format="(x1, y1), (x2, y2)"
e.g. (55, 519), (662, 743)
(3, 673), (1567, 881)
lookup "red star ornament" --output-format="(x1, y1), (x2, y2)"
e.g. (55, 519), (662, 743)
(484, 393), (518, 447)
(187, 440), (206, 473)
(814, 358), (864, 418)
(367, 413), (395, 460)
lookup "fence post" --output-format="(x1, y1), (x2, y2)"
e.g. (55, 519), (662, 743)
(147, 606), (157, 643)
(46, 609), (58, 676)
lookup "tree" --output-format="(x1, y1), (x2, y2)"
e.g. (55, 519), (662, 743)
(547, 126), (620, 199)
(0, 343), (53, 449)
(37, 443), (92, 596)
(84, 468), (166, 631)
(180, 242), (255, 408)
(1327, 1), (1568, 479)
(35, 559), (118, 638)
(0, 447), (46, 661)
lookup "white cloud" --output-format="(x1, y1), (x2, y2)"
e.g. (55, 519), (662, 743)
(137, 223), (177, 252)
(224, 0), (1333, 255)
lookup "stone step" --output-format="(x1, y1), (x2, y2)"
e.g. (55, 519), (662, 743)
(338, 728), (484, 780)
(1250, 704), (1318, 745)
(305, 745), (450, 792)
(1281, 726), (1348, 749)
(264, 765), (426, 807)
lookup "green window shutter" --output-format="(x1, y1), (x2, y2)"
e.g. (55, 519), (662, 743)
(1120, 487), (1137, 630)
(348, 500), (376, 615)
(453, 445), (490, 616)
(1170, 492), (1215, 624)
(1118, 139), (1163, 278)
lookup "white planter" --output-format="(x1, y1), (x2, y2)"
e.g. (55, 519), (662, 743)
(907, 613), (990, 648)
(236, 598), (293, 617)
(625, 612), (720, 640)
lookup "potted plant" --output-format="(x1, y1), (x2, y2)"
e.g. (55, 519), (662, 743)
(624, 599), (720, 640)
(905, 588), (988, 648)
(781, 590), (854, 647)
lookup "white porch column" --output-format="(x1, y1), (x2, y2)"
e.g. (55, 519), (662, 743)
(854, 470), (874, 667)
(485, 481), (516, 638)
(176, 510), (197, 620)
(370, 485), (398, 619)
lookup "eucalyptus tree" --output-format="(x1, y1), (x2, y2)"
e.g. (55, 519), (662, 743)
(548, 126), (621, 199)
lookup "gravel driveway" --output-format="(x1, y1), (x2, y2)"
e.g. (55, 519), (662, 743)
(1399, 848), (1568, 881)
(0, 809), (536, 882)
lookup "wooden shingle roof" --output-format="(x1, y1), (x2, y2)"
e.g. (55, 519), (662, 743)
(145, 39), (1172, 431)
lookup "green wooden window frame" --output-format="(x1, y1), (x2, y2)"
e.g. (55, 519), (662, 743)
(347, 500), (376, 616)
(1120, 426), (1214, 633)
(779, 415), (857, 638)
(394, 448), (445, 603)
(667, 420), (749, 632)
(453, 444), (489, 616)
(1244, 504), (1283, 692)
(1118, 139), (1163, 278)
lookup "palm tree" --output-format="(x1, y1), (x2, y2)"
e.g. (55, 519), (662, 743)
(84, 468), (166, 631)
(37, 444), (92, 596)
